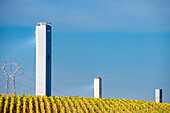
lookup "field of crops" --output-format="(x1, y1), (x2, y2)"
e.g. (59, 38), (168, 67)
(0, 94), (169, 113)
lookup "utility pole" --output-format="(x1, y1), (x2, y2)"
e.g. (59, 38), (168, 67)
(1, 61), (23, 95)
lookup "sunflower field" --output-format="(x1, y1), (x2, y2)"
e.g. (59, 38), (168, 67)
(0, 94), (169, 113)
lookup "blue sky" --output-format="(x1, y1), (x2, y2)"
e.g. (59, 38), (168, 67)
(0, 0), (170, 103)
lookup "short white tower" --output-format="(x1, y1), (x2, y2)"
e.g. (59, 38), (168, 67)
(94, 76), (102, 98)
(155, 89), (162, 103)
(36, 22), (51, 96)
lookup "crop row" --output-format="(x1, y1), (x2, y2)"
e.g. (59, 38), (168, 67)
(0, 94), (169, 113)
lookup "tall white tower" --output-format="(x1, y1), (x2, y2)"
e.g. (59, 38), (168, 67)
(36, 22), (51, 96)
(155, 89), (162, 103)
(94, 76), (102, 98)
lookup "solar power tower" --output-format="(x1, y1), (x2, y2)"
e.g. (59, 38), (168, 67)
(36, 22), (51, 96)
(94, 76), (102, 98)
(155, 89), (162, 103)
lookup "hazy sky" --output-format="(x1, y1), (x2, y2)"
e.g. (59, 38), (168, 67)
(0, 0), (170, 103)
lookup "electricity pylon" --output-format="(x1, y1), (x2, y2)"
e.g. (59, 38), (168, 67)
(1, 61), (23, 95)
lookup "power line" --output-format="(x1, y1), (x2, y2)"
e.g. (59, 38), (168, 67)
(17, 72), (71, 96)
(22, 72), (72, 95)
(1, 63), (74, 96)
(1, 61), (23, 95)
(0, 72), (40, 94)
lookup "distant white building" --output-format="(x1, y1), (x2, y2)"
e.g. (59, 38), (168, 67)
(36, 22), (51, 96)
(155, 89), (162, 103)
(94, 76), (102, 98)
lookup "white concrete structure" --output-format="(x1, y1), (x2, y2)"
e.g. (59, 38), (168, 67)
(36, 22), (51, 96)
(155, 89), (162, 103)
(94, 76), (102, 98)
